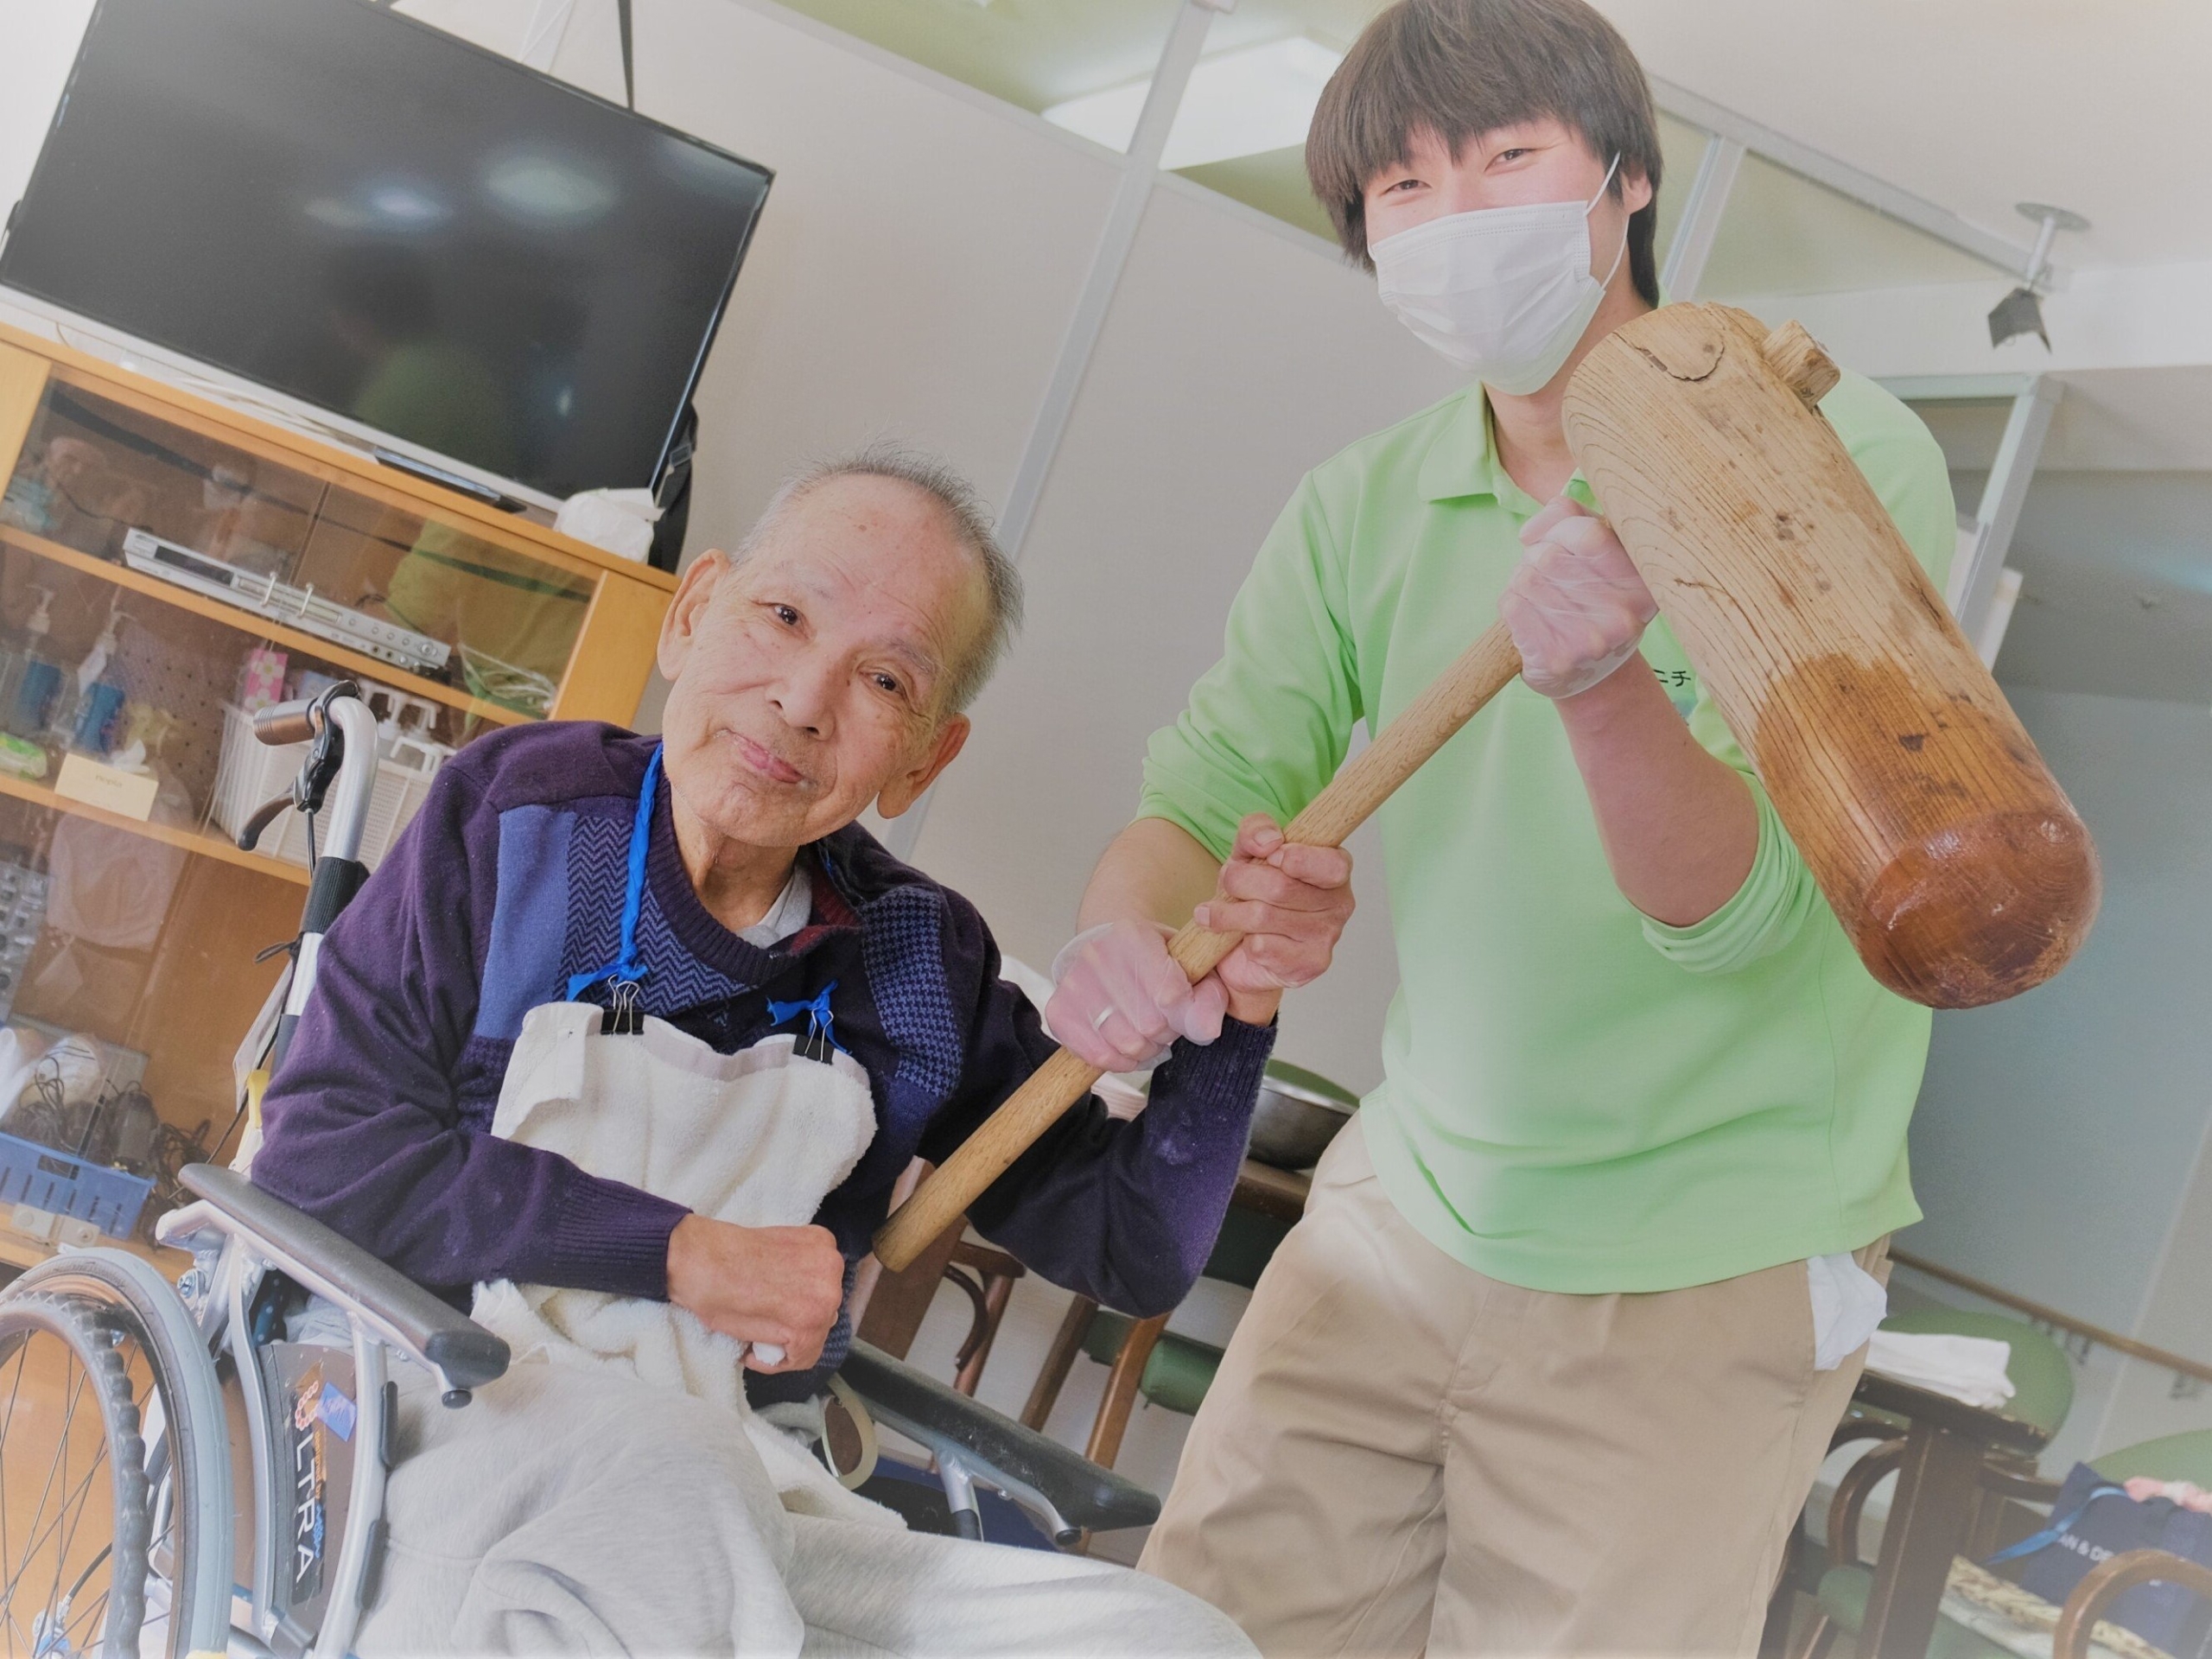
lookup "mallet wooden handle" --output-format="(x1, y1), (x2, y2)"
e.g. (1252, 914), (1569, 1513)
(874, 620), (1522, 1269)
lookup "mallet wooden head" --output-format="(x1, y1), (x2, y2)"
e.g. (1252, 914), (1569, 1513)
(1561, 302), (2098, 1008)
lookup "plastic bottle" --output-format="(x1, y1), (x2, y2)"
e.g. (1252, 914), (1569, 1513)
(3, 589), (62, 742)
(0, 608), (24, 732)
(54, 598), (126, 754)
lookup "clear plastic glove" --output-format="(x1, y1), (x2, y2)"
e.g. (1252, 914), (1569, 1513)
(1045, 919), (1226, 1072)
(1499, 496), (1660, 698)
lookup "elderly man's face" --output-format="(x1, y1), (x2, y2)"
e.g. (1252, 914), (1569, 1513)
(656, 474), (986, 851)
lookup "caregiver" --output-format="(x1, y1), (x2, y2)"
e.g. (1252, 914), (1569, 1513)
(1050, 1), (1960, 1653)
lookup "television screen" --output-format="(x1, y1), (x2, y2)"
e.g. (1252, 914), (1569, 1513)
(0, 0), (771, 503)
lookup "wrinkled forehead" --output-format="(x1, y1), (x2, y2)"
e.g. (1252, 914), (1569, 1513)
(728, 476), (987, 688)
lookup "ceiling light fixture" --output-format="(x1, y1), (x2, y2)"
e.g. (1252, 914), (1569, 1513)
(1988, 202), (2088, 351)
(1044, 36), (1343, 170)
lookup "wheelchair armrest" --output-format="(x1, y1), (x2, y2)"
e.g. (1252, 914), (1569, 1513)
(838, 1339), (1160, 1535)
(175, 1165), (509, 1393)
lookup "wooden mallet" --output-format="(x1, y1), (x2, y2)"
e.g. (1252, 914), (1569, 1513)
(874, 302), (2097, 1270)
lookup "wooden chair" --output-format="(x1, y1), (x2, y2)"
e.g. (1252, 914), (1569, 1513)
(1019, 1203), (1293, 1471)
(851, 1180), (1024, 1398)
(1802, 1427), (2212, 1659)
(1770, 1311), (2075, 1659)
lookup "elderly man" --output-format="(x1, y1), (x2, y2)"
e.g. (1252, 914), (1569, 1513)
(251, 445), (1269, 1656)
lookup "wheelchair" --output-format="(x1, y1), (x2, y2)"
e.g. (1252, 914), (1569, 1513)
(0, 683), (1157, 1657)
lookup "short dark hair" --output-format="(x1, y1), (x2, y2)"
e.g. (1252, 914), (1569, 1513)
(1306, 0), (1663, 306)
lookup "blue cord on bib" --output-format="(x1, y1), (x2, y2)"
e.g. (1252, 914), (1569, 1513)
(566, 743), (662, 1002)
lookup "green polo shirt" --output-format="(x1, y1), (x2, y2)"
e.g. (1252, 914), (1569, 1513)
(1140, 359), (1957, 1294)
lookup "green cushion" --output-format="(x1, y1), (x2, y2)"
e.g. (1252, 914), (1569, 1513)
(1816, 1565), (2015, 1659)
(1135, 1332), (1224, 1417)
(1071, 1204), (1292, 1419)
(1878, 1308), (2075, 1438)
(1082, 1308), (1135, 1366)
(2093, 1429), (2212, 1487)
(1077, 1310), (1226, 1417)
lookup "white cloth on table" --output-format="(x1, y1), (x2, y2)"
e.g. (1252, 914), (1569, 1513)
(1865, 1330), (2017, 1409)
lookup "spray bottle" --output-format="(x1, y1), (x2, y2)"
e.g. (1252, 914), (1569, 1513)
(53, 595), (126, 755)
(3, 589), (62, 742)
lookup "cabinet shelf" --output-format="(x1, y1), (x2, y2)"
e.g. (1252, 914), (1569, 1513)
(0, 526), (531, 728)
(0, 319), (671, 1273)
(0, 768), (309, 886)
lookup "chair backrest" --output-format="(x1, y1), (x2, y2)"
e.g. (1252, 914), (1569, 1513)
(2093, 1429), (2212, 1488)
(1879, 1306), (2076, 1438)
(1201, 1204), (1295, 1291)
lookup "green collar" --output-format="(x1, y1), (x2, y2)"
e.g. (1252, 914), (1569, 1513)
(1415, 386), (1592, 518)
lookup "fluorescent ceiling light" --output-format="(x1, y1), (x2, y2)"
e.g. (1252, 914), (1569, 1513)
(1045, 36), (1343, 170)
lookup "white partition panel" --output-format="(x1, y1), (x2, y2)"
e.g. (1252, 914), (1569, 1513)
(611, 0), (1122, 569)
(918, 180), (1459, 1092)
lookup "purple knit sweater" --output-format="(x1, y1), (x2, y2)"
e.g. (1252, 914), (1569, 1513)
(252, 722), (1272, 1376)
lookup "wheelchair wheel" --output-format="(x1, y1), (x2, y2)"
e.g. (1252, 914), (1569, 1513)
(0, 1253), (232, 1659)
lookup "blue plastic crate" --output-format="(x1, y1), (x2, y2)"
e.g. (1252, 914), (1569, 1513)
(0, 1128), (153, 1240)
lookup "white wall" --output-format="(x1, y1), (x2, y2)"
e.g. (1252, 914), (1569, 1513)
(1907, 685), (2212, 1458)
(0, 1), (96, 213)
(606, 0), (1121, 593)
(917, 177), (1457, 1090)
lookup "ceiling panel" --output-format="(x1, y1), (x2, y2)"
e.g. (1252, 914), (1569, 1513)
(766, 0), (1185, 130)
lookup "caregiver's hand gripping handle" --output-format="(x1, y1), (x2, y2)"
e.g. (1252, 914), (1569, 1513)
(874, 620), (1526, 1271)
(666, 1213), (846, 1373)
(1047, 819), (1356, 1073)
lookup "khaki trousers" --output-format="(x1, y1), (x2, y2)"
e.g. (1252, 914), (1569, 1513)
(1139, 1120), (1885, 1657)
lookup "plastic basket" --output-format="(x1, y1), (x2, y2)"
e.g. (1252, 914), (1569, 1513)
(0, 1127), (153, 1239)
(212, 703), (447, 871)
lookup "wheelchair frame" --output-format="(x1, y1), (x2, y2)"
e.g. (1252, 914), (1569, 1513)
(0, 683), (1159, 1656)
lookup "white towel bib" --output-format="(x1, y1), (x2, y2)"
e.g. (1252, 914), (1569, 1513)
(471, 1000), (881, 1511)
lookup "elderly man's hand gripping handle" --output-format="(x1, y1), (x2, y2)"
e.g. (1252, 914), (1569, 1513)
(1046, 815), (1357, 1073)
(873, 620), (1527, 1271)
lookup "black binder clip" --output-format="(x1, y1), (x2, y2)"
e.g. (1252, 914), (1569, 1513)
(601, 977), (643, 1037)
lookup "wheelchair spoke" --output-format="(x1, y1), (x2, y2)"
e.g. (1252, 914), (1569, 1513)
(2, 1449), (106, 1622)
(41, 1433), (110, 1639)
(55, 1541), (112, 1649)
(0, 1355), (86, 1618)
(0, 1335), (30, 1579)
(0, 1349), (115, 1641)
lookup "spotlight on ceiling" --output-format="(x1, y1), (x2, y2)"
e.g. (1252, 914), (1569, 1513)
(1045, 37), (1344, 170)
(1989, 202), (2088, 351)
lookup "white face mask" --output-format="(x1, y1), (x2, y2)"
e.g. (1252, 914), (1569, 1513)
(1370, 154), (1628, 394)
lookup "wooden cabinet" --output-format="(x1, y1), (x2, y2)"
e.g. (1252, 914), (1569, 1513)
(0, 321), (675, 1265)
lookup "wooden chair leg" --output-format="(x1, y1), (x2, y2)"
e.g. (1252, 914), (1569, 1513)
(1021, 1295), (1096, 1431)
(1783, 1611), (1838, 1659)
(953, 1267), (1020, 1396)
(1085, 1313), (1170, 1471)
(1759, 1532), (1803, 1659)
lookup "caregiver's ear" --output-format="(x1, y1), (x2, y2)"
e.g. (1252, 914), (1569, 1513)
(1619, 163), (1654, 215)
(877, 714), (970, 819)
(658, 548), (732, 680)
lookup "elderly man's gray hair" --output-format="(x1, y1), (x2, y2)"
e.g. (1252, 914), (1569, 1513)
(738, 442), (1023, 713)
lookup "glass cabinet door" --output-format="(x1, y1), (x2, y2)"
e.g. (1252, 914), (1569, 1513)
(3, 372), (601, 721)
(0, 351), (668, 1261)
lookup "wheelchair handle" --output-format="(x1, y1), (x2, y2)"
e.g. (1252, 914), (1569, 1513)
(251, 698), (320, 746)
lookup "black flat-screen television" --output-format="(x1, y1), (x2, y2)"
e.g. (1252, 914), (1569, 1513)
(0, 0), (772, 504)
